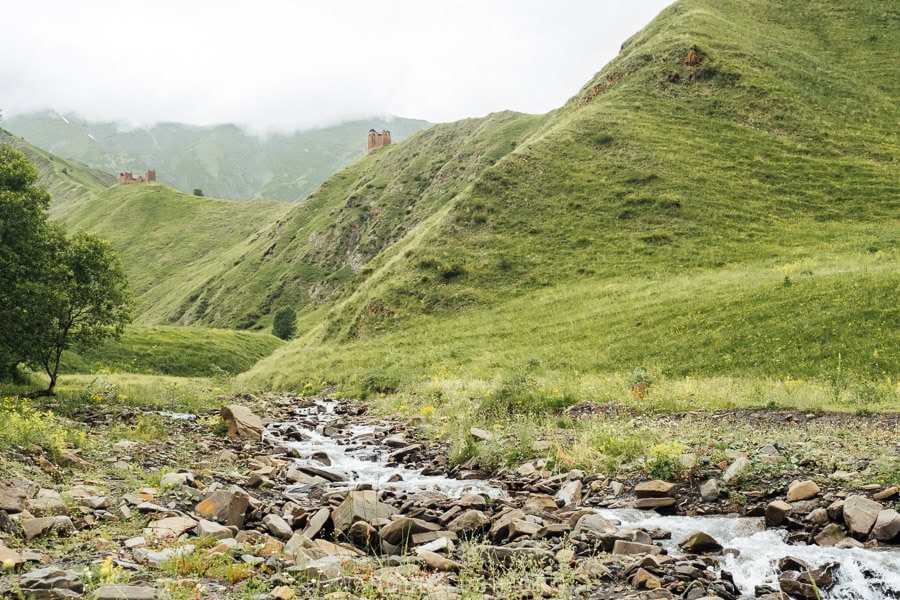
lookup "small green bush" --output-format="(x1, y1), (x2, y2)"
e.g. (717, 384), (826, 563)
(647, 441), (688, 480)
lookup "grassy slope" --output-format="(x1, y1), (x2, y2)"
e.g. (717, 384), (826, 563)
(0, 128), (114, 209)
(58, 183), (292, 324)
(241, 0), (899, 392)
(4, 114), (432, 201)
(60, 325), (283, 377)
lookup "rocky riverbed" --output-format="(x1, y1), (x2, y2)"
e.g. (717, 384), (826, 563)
(0, 395), (898, 599)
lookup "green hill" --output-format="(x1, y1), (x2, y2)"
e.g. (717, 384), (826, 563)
(0, 128), (114, 209)
(57, 183), (291, 325)
(230, 0), (897, 392)
(4, 114), (432, 202)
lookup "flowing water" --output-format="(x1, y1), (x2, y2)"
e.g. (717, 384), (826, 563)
(265, 401), (900, 599)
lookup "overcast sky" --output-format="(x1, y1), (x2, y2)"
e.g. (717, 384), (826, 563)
(1, 1), (672, 133)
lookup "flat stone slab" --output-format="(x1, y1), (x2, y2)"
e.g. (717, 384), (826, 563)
(93, 585), (158, 600)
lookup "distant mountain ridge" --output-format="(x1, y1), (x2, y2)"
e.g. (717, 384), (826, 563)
(4, 112), (432, 201)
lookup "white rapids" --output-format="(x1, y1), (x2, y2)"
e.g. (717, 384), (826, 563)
(263, 401), (505, 499)
(599, 509), (900, 599)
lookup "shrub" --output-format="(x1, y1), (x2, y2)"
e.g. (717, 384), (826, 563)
(479, 372), (576, 417)
(272, 306), (297, 340)
(647, 442), (688, 480)
(0, 396), (86, 457)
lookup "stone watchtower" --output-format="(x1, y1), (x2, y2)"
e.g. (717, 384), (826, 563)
(367, 129), (391, 152)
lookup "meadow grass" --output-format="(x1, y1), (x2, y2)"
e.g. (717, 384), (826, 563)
(61, 324), (284, 377)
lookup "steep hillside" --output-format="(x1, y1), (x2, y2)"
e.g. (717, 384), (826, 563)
(4, 114), (431, 201)
(0, 128), (114, 209)
(58, 183), (291, 324)
(236, 0), (897, 390)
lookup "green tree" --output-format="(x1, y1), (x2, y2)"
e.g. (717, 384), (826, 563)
(0, 143), (132, 392)
(0, 143), (55, 377)
(272, 306), (297, 340)
(193, 188), (203, 197)
(27, 232), (132, 395)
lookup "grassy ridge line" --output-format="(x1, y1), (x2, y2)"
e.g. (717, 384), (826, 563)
(57, 183), (292, 325)
(166, 111), (548, 328)
(236, 0), (898, 390)
(60, 325), (284, 377)
(0, 128), (114, 209)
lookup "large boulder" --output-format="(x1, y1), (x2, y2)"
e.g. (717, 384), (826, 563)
(220, 404), (263, 441)
(679, 530), (722, 553)
(635, 480), (677, 498)
(842, 495), (883, 538)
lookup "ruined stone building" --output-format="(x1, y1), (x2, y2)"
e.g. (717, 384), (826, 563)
(118, 169), (157, 184)
(367, 129), (391, 152)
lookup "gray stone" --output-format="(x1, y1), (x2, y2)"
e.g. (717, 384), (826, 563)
(27, 492), (67, 517)
(220, 404), (262, 441)
(814, 523), (846, 547)
(418, 550), (460, 572)
(699, 479), (720, 502)
(872, 509), (900, 542)
(723, 457), (750, 482)
(331, 490), (394, 533)
(92, 584), (158, 600)
(765, 500), (793, 528)
(21, 567), (83, 593)
(555, 480), (582, 507)
(635, 480), (677, 498)
(303, 507), (331, 539)
(612, 540), (662, 556)
(447, 509), (489, 534)
(197, 519), (233, 540)
(380, 517), (440, 546)
(195, 487), (251, 528)
(842, 495), (883, 537)
(0, 484), (27, 513)
(263, 514), (293, 540)
(786, 480), (820, 502)
(679, 530), (722, 553)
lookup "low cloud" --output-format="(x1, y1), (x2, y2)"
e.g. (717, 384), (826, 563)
(1, 0), (671, 133)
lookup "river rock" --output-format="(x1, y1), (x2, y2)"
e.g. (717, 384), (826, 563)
(679, 531), (722, 553)
(331, 490), (394, 533)
(524, 493), (558, 513)
(765, 500), (793, 527)
(220, 404), (263, 441)
(92, 585), (158, 600)
(635, 480), (676, 498)
(447, 509), (490, 534)
(21, 517), (56, 541)
(555, 480), (582, 507)
(145, 515), (198, 539)
(0, 484), (27, 513)
(806, 508), (829, 525)
(195, 487), (251, 528)
(634, 497), (676, 510)
(348, 520), (378, 548)
(571, 513), (618, 539)
(197, 519), (232, 540)
(381, 517), (441, 546)
(20, 567), (84, 594)
(722, 457), (749, 482)
(813, 523), (846, 547)
(842, 495), (883, 537)
(489, 509), (526, 541)
(418, 550), (461, 572)
(300, 507), (329, 539)
(612, 540), (662, 556)
(303, 555), (343, 580)
(874, 486), (899, 502)
(0, 543), (23, 566)
(786, 480), (820, 502)
(263, 514), (293, 540)
(632, 567), (662, 589)
(700, 479), (721, 501)
(872, 509), (900, 542)
(27, 491), (67, 517)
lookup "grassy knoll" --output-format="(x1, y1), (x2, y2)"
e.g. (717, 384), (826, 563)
(60, 325), (284, 377)
(57, 183), (291, 325)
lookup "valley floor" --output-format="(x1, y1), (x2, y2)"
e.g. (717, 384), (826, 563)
(0, 384), (897, 599)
